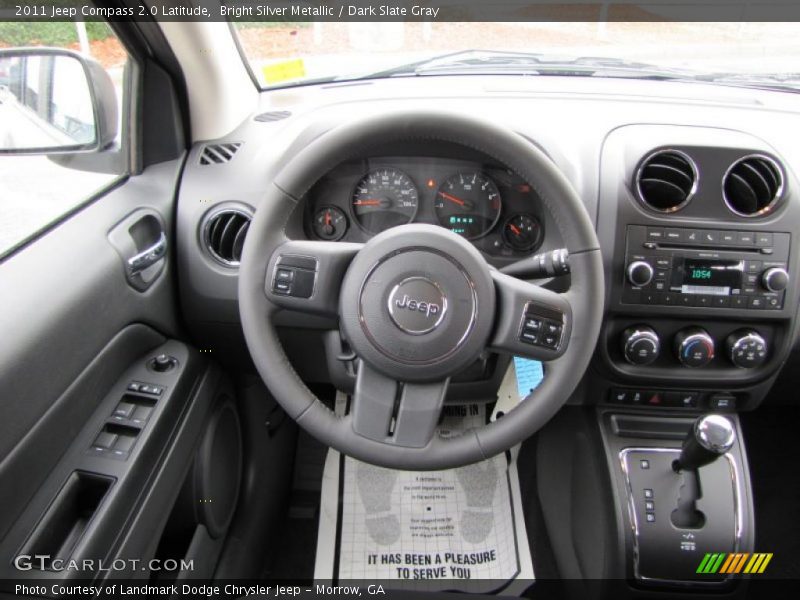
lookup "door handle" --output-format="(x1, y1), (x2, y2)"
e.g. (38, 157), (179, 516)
(127, 231), (167, 275)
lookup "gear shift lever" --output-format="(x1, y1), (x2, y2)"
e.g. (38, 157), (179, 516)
(674, 414), (736, 472)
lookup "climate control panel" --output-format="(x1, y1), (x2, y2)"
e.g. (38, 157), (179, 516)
(619, 325), (769, 369)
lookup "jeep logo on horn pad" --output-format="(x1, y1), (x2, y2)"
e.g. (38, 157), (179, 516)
(387, 277), (447, 335)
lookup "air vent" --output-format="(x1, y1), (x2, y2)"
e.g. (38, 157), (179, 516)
(203, 208), (252, 266)
(199, 143), (242, 165)
(254, 110), (292, 122)
(723, 155), (783, 217)
(635, 150), (697, 212)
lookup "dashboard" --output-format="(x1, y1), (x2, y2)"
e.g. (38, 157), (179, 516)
(174, 73), (800, 414)
(301, 154), (549, 263)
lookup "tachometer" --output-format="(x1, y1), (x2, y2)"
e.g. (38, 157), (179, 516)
(351, 168), (419, 233)
(434, 172), (502, 239)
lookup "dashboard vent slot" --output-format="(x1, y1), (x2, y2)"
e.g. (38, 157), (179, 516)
(199, 143), (242, 165)
(203, 208), (252, 266)
(635, 150), (697, 212)
(723, 155), (783, 217)
(254, 110), (292, 122)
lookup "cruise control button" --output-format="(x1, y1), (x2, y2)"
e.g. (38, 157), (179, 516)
(541, 333), (559, 348)
(520, 331), (539, 345)
(275, 268), (294, 282)
(524, 317), (543, 331)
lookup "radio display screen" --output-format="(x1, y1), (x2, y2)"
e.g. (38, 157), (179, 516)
(680, 259), (743, 295)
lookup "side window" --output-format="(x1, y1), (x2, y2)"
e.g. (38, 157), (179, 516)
(0, 22), (130, 257)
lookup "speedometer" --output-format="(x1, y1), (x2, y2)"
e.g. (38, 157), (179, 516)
(434, 172), (502, 239)
(351, 168), (419, 233)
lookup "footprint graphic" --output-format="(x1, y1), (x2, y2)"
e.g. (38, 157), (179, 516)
(356, 461), (401, 545)
(455, 460), (499, 543)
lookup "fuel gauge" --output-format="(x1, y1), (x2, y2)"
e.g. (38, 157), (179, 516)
(313, 206), (348, 241)
(503, 214), (542, 252)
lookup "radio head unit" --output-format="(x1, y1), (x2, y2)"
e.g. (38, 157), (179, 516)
(622, 225), (790, 310)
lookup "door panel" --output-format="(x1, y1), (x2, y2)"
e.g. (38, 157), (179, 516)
(0, 159), (183, 542)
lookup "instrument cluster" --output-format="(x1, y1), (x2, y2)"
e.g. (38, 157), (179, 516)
(304, 156), (547, 259)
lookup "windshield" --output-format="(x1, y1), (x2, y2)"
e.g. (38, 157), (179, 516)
(234, 22), (800, 90)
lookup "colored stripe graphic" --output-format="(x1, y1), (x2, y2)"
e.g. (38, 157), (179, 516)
(698, 552), (773, 574)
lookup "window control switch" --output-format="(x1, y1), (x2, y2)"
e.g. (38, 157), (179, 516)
(114, 434), (136, 453)
(132, 405), (153, 422)
(93, 431), (118, 449)
(113, 401), (135, 419)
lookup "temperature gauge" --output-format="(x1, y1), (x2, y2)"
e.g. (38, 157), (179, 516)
(503, 214), (542, 252)
(313, 206), (348, 241)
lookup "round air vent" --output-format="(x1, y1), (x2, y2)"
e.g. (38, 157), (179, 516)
(723, 155), (783, 217)
(635, 150), (698, 212)
(202, 206), (253, 267)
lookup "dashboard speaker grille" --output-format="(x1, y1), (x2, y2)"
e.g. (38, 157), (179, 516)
(203, 208), (252, 266)
(199, 143), (242, 165)
(635, 150), (697, 212)
(723, 155), (783, 217)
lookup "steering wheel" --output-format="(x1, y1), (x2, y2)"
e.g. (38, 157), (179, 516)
(239, 111), (603, 470)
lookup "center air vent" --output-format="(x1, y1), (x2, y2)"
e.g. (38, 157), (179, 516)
(203, 207), (252, 266)
(723, 155), (783, 217)
(199, 143), (242, 165)
(635, 150), (697, 212)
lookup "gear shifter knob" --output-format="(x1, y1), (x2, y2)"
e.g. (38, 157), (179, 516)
(675, 414), (736, 472)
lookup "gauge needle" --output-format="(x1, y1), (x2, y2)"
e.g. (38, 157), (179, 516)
(509, 224), (521, 236)
(438, 191), (466, 206)
(353, 199), (383, 206)
(325, 211), (332, 226)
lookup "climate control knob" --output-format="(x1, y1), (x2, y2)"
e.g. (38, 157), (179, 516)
(726, 329), (768, 369)
(621, 325), (660, 365)
(627, 261), (654, 287)
(675, 327), (715, 368)
(761, 267), (789, 292)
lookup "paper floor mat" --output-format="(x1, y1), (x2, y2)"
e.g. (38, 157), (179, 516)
(314, 397), (535, 595)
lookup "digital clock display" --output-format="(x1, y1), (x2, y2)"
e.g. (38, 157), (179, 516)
(690, 268), (713, 280)
(679, 259), (743, 295)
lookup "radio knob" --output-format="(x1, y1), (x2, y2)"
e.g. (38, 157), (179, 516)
(726, 329), (768, 369)
(627, 261), (654, 287)
(675, 327), (715, 368)
(621, 325), (660, 365)
(761, 267), (789, 292)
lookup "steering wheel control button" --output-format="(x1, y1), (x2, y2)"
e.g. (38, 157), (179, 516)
(726, 329), (768, 368)
(519, 303), (563, 350)
(387, 277), (447, 335)
(621, 325), (660, 365)
(675, 327), (715, 367)
(271, 255), (317, 298)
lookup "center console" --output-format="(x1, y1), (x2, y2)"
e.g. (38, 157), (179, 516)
(547, 125), (800, 594)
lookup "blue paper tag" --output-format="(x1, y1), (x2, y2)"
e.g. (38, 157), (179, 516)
(513, 357), (544, 399)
